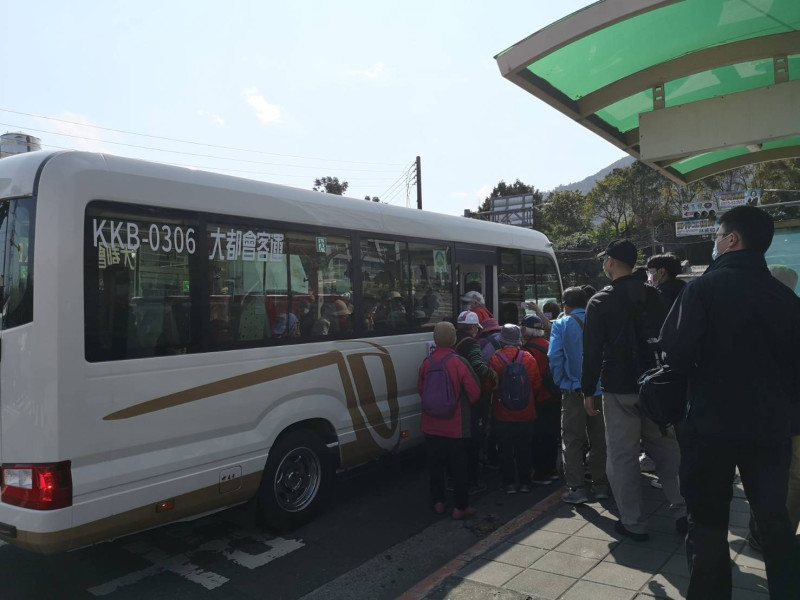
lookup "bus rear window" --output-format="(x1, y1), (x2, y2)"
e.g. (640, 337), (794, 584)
(0, 197), (35, 329)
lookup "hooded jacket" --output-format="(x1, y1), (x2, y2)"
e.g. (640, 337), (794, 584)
(660, 250), (800, 440)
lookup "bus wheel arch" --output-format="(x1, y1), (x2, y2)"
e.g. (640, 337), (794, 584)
(255, 420), (338, 530)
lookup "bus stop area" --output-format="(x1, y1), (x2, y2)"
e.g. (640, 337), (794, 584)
(401, 1), (797, 599)
(400, 473), (766, 600)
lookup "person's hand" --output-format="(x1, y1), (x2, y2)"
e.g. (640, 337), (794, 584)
(584, 394), (600, 416)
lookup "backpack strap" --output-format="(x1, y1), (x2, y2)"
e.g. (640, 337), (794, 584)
(514, 349), (525, 364)
(568, 314), (584, 329)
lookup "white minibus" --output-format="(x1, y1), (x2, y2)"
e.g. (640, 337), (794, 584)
(0, 150), (561, 552)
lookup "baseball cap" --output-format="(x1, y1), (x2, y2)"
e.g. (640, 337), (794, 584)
(598, 239), (637, 268)
(457, 310), (482, 328)
(522, 315), (545, 330)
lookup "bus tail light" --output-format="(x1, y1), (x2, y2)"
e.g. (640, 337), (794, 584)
(1, 461), (72, 510)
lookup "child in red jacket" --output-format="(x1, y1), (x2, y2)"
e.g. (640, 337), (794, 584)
(418, 322), (481, 519)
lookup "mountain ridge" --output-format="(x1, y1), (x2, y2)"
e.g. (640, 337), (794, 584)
(548, 155), (635, 196)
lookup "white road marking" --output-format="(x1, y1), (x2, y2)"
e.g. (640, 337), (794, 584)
(87, 530), (304, 596)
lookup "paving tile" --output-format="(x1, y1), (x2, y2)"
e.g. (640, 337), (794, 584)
(457, 558), (522, 587)
(504, 568), (575, 600)
(560, 580), (636, 600)
(730, 497), (751, 513)
(733, 545), (766, 570)
(509, 528), (568, 550)
(728, 527), (749, 544)
(481, 542), (546, 568)
(639, 573), (689, 599)
(647, 516), (679, 535)
(529, 550), (598, 578)
(729, 510), (751, 528)
(731, 588), (769, 600)
(731, 565), (769, 594)
(584, 561), (653, 590)
(645, 530), (684, 553)
(659, 554), (688, 577)
(555, 535), (617, 560)
(426, 576), (534, 600)
(539, 516), (591, 535)
(603, 542), (672, 572)
(574, 520), (624, 542)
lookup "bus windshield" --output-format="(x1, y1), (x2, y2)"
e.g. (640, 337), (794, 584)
(0, 197), (35, 329)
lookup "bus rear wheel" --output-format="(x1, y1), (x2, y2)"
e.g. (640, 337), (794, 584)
(256, 430), (333, 531)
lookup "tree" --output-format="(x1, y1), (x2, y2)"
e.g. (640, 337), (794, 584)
(586, 172), (633, 237)
(537, 190), (591, 242)
(364, 195), (380, 202)
(313, 177), (349, 195)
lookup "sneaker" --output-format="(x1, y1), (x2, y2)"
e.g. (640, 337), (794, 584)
(614, 520), (649, 542)
(433, 502), (446, 515)
(562, 487), (589, 504)
(504, 484), (518, 495)
(532, 478), (553, 486)
(452, 506), (476, 520)
(592, 484), (610, 500)
(518, 484), (531, 493)
(676, 516), (689, 535)
(639, 454), (656, 473)
(468, 482), (487, 495)
(650, 479), (663, 489)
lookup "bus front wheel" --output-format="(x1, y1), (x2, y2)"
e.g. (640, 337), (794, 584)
(256, 430), (333, 530)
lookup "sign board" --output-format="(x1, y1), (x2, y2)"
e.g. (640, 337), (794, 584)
(717, 189), (761, 209)
(316, 237), (327, 253)
(433, 249), (447, 275)
(681, 201), (717, 220)
(676, 219), (717, 237)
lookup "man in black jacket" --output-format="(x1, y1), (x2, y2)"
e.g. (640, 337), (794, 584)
(582, 239), (685, 542)
(660, 206), (800, 600)
(646, 252), (686, 315)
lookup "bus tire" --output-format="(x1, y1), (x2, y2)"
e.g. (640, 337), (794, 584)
(256, 429), (333, 531)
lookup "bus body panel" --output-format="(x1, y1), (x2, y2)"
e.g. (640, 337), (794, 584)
(0, 151), (559, 552)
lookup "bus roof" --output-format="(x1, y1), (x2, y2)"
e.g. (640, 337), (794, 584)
(0, 150), (552, 251)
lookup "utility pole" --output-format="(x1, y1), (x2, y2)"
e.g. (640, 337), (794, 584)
(415, 156), (422, 210)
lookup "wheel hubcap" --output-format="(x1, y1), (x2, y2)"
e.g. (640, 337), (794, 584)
(274, 446), (321, 513)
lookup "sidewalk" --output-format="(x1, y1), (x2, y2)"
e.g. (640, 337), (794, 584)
(406, 473), (769, 600)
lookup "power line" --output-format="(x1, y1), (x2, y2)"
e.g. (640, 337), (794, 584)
(2, 122), (401, 173)
(0, 107), (405, 166)
(379, 164), (414, 200)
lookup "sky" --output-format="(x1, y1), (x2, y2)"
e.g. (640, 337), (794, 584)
(0, 1), (626, 217)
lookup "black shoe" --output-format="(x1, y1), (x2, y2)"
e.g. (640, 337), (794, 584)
(615, 520), (649, 542)
(675, 516), (689, 535)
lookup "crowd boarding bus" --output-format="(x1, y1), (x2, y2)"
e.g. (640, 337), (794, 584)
(0, 150), (561, 553)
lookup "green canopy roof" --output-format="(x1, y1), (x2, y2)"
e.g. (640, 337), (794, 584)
(496, 0), (800, 185)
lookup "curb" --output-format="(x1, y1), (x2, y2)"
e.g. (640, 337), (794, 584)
(396, 484), (566, 600)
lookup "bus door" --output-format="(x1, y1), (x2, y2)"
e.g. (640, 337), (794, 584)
(455, 244), (496, 316)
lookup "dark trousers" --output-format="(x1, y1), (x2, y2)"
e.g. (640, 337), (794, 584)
(532, 400), (561, 479)
(425, 434), (469, 510)
(680, 432), (800, 600)
(467, 397), (489, 484)
(494, 420), (534, 487)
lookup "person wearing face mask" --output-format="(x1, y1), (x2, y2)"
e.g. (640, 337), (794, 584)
(646, 253), (686, 317)
(660, 206), (800, 600)
(581, 239), (685, 542)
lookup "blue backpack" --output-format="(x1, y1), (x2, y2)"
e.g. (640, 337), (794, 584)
(497, 350), (531, 411)
(420, 354), (458, 418)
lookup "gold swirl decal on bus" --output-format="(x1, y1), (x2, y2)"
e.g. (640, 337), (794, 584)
(102, 342), (400, 465)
